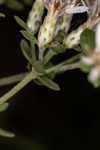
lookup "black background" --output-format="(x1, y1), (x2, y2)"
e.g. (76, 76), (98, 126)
(0, 4), (100, 150)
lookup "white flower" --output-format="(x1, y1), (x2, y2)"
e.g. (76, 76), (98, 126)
(81, 23), (100, 83)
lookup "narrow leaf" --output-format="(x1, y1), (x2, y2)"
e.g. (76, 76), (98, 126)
(0, 128), (15, 138)
(38, 76), (60, 91)
(20, 30), (37, 43)
(14, 16), (27, 30)
(20, 39), (32, 63)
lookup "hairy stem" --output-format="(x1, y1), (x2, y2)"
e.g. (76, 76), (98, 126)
(0, 71), (36, 105)
(55, 62), (80, 73)
(46, 53), (82, 74)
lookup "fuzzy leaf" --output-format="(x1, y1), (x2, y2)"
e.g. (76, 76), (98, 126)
(20, 30), (37, 43)
(80, 28), (95, 55)
(20, 39), (32, 63)
(33, 79), (43, 86)
(37, 76), (60, 91)
(14, 16), (27, 30)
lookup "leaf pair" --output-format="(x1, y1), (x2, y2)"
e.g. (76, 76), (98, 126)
(15, 16), (60, 91)
(15, 16), (37, 64)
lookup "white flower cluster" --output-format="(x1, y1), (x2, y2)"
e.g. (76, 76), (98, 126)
(27, 0), (88, 48)
(27, 0), (100, 83)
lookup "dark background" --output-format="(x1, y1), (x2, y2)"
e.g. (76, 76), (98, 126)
(0, 5), (100, 150)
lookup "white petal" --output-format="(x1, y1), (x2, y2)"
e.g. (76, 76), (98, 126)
(88, 68), (99, 83)
(95, 23), (100, 50)
(81, 56), (94, 65)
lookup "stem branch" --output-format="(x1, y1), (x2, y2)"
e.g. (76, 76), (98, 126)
(55, 62), (80, 73)
(0, 71), (36, 105)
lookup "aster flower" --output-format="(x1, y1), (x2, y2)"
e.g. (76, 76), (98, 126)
(81, 23), (100, 83)
(64, 0), (100, 48)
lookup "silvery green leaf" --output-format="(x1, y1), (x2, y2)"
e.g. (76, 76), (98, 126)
(80, 28), (95, 55)
(20, 30), (37, 43)
(0, 128), (15, 138)
(20, 39), (32, 64)
(14, 16), (27, 30)
(38, 76), (60, 91)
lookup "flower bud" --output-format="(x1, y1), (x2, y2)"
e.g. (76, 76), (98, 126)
(27, 0), (44, 33)
(64, 22), (88, 48)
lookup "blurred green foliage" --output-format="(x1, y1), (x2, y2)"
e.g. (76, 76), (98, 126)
(0, 0), (33, 10)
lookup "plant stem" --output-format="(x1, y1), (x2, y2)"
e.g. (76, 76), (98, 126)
(0, 54), (82, 104)
(43, 49), (56, 65)
(46, 53), (82, 73)
(0, 73), (28, 87)
(0, 71), (36, 105)
(55, 62), (80, 73)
